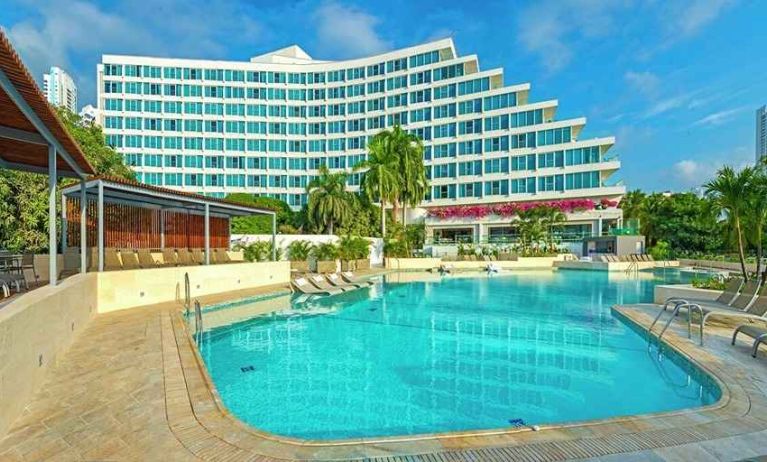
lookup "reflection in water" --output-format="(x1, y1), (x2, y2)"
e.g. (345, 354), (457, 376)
(198, 269), (719, 440)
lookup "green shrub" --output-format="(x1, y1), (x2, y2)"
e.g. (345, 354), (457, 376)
(315, 242), (338, 261)
(287, 240), (314, 261)
(240, 240), (282, 262)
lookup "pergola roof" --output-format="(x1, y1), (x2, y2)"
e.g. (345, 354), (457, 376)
(0, 30), (94, 178)
(61, 176), (276, 217)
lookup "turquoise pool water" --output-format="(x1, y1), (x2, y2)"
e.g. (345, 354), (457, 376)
(197, 269), (720, 440)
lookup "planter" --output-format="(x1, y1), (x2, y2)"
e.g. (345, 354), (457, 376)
(316, 260), (337, 273)
(341, 260), (355, 271)
(290, 260), (310, 272)
(355, 259), (370, 270)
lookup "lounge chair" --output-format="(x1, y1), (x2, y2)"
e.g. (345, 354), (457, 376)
(326, 272), (363, 289)
(176, 249), (197, 266)
(120, 249), (141, 270)
(486, 262), (500, 273)
(137, 249), (161, 268)
(214, 248), (234, 264)
(663, 277), (743, 311)
(19, 253), (38, 283)
(309, 274), (352, 292)
(162, 248), (178, 267)
(104, 248), (123, 271)
(0, 272), (27, 294)
(191, 248), (206, 265)
(292, 277), (341, 295)
(681, 286), (767, 346)
(732, 323), (767, 358)
(340, 271), (375, 286)
(646, 254), (655, 261)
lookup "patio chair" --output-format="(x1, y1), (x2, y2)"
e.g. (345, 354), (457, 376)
(176, 249), (196, 266)
(214, 248), (234, 264)
(120, 249), (141, 270)
(663, 277), (745, 312)
(340, 271), (375, 286)
(103, 248), (123, 271)
(19, 253), (38, 283)
(326, 272), (363, 289)
(0, 272), (27, 294)
(309, 274), (352, 292)
(680, 284), (767, 346)
(291, 277), (341, 295)
(732, 323), (767, 358)
(646, 254), (655, 261)
(191, 248), (206, 265)
(137, 249), (161, 268)
(162, 248), (178, 267)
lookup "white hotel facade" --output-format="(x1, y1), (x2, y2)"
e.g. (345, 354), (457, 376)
(97, 38), (624, 244)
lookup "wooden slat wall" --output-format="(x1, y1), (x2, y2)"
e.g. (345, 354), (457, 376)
(66, 198), (230, 249)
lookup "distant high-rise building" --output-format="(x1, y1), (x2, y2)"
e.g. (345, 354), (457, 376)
(79, 104), (99, 125)
(757, 105), (767, 163)
(43, 66), (77, 113)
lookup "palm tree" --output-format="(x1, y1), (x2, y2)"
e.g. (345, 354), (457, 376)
(539, 206), (567, 251)
(747, 164), (767, 282)
(306, 166), (351, 235)
(705, 166), (755, 281)
(638, 193), (666, 247)
(355, 133), (400, 237)
(388, 125), (429, 226)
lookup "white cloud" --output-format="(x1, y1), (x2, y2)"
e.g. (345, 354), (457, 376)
(516, 0), (629, 73)
(668, 0), (736, 37)
(624, 71), (661, 97)
(312, 1), (390, 59)
(672, 145), (752, 188)
(690, 106), (747, 128)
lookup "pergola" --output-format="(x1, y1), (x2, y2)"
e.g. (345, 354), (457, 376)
(0, 31), (95, 286)
(60, 177), (276, 270)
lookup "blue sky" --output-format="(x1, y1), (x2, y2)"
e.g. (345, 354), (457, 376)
(2, 0), (765, 192)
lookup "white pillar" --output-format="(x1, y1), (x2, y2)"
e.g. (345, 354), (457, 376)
(271, 213), (277, 261)
(48, 145), (57, 286)
(60, 194), (67, 253)
(80, 180), (87, 273)
(204, 204), (210, 265)
(160, 210), (165, 249)
(97, 181), (104, 272)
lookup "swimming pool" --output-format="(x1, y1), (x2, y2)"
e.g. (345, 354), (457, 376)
(196, 269), (720, 440)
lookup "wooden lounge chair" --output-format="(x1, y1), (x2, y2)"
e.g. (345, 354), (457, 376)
(664, 277), (745, 311)
(176, 249), (196, 266)
(292, 277), (341, 295)
(732, 324), (767, 358)
(120, 249), (141, 270)
(309, 274), (351, 292)
(681, 285), (767, 346)
(340, 271), (375, 286)
(104, 248), (123, 271)
(162, 248), (178, 267)
(326, 272), (363, 289)
(191, 248), (206, 265)
(214, 248), (234, 264)
(137, 249), (162, 268)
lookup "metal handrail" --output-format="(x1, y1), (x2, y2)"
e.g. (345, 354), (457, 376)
(184, 272), (191, 316)
(194, 299), (202, 338)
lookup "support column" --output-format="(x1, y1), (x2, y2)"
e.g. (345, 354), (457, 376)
(204, 204), (210, 265)
(160, 210), (165, 249)
(80, 179), (87, 274)
(60, 194), (67, 253)
(271, 213), (277, 261)
(98, 181), (104, 272)
(48, 145), (57, 286)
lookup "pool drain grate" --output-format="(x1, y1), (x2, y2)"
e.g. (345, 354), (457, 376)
(241, 365), (255, 373)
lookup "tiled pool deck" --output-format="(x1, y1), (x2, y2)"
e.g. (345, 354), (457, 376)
(1, 286), (766, 461)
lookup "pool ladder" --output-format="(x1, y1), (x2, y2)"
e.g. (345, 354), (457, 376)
(184, 272), (191, 316)
(193, 299), (203, 340)
(648, 300), (692, 342)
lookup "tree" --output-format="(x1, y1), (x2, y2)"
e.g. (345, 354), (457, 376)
(356, 133), (399, 236)
(225, 194), (294, 234)
(306, 166), (352, 234)
(746, 165), (767, 281)
(0, 108), (134, 252)
(335, 194), (381, 237)
(388, 125), (428, 225)
(538, 206), (567, 251)
(705, 166), (755, 281)
(619, 189), (646, 221)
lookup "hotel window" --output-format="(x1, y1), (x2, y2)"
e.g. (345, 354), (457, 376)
(458, 98), (482, 115)
(484, 157), (509, 174)
(565, 146), (601, 165)
(433, 163), (456, 178)
(409, 89), (431, 104)
(484, 136), (509, 152)
(204, 103), (223, 115)
(205, 174), (224, 186)
(165, 173), (183, 186)
(432, 184), (456, 199)
(367, 80), (385, 94)
(347, 84), (365, 97)
(288, 72), (306, 84)
(510, 109), (543, 127)
(458, 160), (482, 176)
(125, 135), (141, 148)
(367, 63), (385, 77)
(536, 127), (572, 146)
(328, 156), (346, 169)
(164, 84), (181, 96)
(458, 77), (490, 96)
(327, 70), (345, 82)
(288, 140), (306, 153)
(105, 134), (123, 148)
(308, 122), (326, 135)
(511, 154), (536, 171)
(309, 157), (326, 169)
(346, 67), (365, 80)
(347, 101), (365, 114)
(125, 82), (141, 94)
(204, 138), (224, 151)
(163, 137), (182, 149)
(367, 116), (384, 130)
(184, 102), (202, 114)
(538, 174), (564, 192)
(184, 155), (203, 168)
(142, 83), (161, 95)
(386, 76), (408, 91)
(204, 69), (224, 81)
(510, 132), (536, 149)
(248, 157), (267, 169)
(125, 117), (142, 130)
(458, 119), (482, 135)
(309, 140), (326, 152)
(226, 174), (246, 187)
(124, 99), (141, 112)
(104, 64), (122, 76)
(410, 126), (431, 141)
(145, 136), (163, 149)
(143, 154), (162, 167)
(103, 81), (122, 94)
(268, 140), (287, 152)
(409, 70), (432, 86)
(204, 120), (223, 133)
(142, 66), (161, 78)
(289, 105), (307, 117)
(247, 140), (267, 152)
(410, 108), (431, 122)
(289, 175), (308, 188)
(538, 151), (564, 168)
(328, 87), (346, 99)
(247, 104), (267, 116)
(433, 63), (464, 81)
(484, 180), (509, 196)
(484, 114), (510, 131)
(185, 173), (202, 186)
(247, 175), (266, 187)
(511, 177), (536, 194)
(308, 88), (326, 101)
(328, 121), (345, 133)
(246, 121), (266, 134)
(164, 155), (182, 168)
(104, 116), (122, 129)
(433, 143), (456, 158)
(164, 101), (182, 113)
(123, 153), (142, 166)
(289, 122), (307, 135)
(387, 112), (407, 126)
(268, 157), (287, 170)
(434, 83), (456, 99)
(183, 68), (202, 80)
(434, 103), (456, 119)
(458, 140), (482, 156)
(287, 89), (305, 101)
(459, 182), (482, 198)
(225, 139), (245, 151)
(483, 92), (517, 111)
(184, 137), (203, 150)
(565, 171), (601, 190)
(328, 139), (346, 151)
(386, 58), (407, 73)
(387, 93), (408, 109)
(226, 104), (246, 116)
(434, 123), (456, 139)
(267, 122), (286, 135)
(288, 158), (307, 170)
(308, 105), (325, 117)
(225, 121), (245, 134)
(143, 173), (163, 186)
(409, 50), (439, 68)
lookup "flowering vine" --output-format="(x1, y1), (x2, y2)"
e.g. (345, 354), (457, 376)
(426, 198), (619, 220)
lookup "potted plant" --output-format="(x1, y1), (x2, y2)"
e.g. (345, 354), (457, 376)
(314, 242), (338, 273)
(287, 240), (314, 272)
(338, 236), (370, 271)
(239, 241), (282, 262)
(353, 237), (371, 271)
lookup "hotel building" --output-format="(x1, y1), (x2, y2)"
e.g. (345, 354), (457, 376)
(97, 38), (624, 244)
(43, 66), (78, 113)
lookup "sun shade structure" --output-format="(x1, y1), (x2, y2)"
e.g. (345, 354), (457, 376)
(60, 177), (277, 270)
(0, 30), (95, 286)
